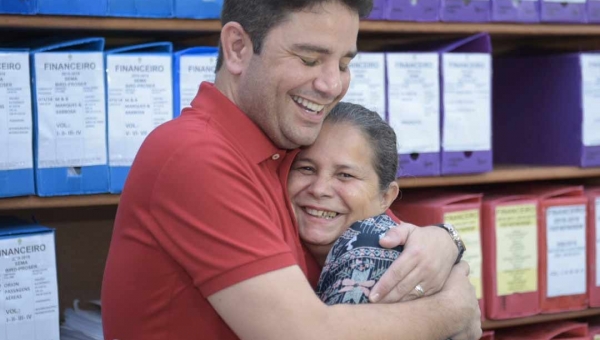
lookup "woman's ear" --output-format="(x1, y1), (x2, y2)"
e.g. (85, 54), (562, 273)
(380, 181), (400, 211)
(219, 22), (253, 76)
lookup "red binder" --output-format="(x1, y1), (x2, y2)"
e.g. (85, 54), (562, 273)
(482, 194), (540, 320)
(587, 186), (600, 307)
(588, 323), (600, 339)
(495, 321), (588, 340)
(481, 330), (494, 340)
(521, 185), (588, 314)
(391, 191), (484, 318)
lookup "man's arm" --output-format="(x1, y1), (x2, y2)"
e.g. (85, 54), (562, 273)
(370, 221), (460, 303)
(209, 261), (481, 340)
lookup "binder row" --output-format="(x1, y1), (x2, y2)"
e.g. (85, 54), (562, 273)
(391, 185), (600, 324)
(2, 0), (599, 23)
(0, 218), (59, 339)
(369, 0), (597, 23)
(2, 34), (600, 198)
(1, 207), (598, 340)
(348, 33), (494, 178)
(0, 0), (222, 19)
(345, 33), (600, 179)
(0, 38), (218, 198)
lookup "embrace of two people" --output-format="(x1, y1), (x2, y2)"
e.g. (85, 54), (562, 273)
(101, 0), (482, 339)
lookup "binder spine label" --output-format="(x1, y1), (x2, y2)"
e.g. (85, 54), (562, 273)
(442, 53), (491, 152)
(343, 53), (386, 120)
(546, 204), (587, 297)
(179, 55), (216, 114)
(0, 53), (33, 171)
(495, 203), (538, 296)
(34, 52), (107, 169)
(387, 53), (440, 154)
(107, 55), (173, 167)
(581, 54), (600, 147)
(444, 209), (483, 299)
(0, 232), (59, 340)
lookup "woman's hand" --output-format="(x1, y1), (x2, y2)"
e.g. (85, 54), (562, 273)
(369, 221), (459, 303)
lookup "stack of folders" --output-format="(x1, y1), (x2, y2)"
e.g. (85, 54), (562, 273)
(60, 300), (103, 340)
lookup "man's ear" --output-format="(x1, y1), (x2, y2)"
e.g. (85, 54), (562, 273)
(380, 181), (400, 211)
(220, 22), (253, 76)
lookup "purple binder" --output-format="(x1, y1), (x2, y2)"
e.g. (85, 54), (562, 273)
(386, 0), (440, 21)
(541, 0), (587, 22)
(387, 34), (493, 176)
(440, 0), (491, 21)
(438, 33), (493, 175)
(494, 53), (600, 168)
(589, 0), (600, 22)
(386, 51), (441, 178)
(492, 0), (540, 22)
(367, 0), (387, 19)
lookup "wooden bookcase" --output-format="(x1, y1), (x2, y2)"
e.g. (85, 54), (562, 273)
(1, 14), (600, 331)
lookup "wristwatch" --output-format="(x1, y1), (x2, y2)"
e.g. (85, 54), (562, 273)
(435, 223), (466, 264)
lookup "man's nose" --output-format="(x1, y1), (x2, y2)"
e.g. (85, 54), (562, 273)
(313, 63), (343, 100)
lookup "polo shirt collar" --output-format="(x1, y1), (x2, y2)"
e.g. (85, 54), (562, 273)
(191, 82), (290, 164)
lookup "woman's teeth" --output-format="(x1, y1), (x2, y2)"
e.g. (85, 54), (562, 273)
(292, 96), (325, 113)
(305, 208), (338, 219)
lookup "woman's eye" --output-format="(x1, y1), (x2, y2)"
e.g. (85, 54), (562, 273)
(338, 172), (354, 179)
(296, 166), (315, 174)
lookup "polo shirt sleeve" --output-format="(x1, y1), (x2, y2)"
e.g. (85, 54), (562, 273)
(147, 136), (298, 297)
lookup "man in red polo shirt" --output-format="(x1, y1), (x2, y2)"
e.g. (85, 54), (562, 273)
(101, 0), (482, 339)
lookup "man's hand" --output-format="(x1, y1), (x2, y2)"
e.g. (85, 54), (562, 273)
(439, 261), (482, 340)
(369, 221), (459, 303)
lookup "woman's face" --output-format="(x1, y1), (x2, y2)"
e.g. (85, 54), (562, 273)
(288, 122), (398, 260)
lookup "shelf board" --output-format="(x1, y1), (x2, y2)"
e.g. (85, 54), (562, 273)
(3, 15), (600, 36)
(482, 308), (600, 330)
(0, 166), (598, 210)
(0, 15), (222, 32)
(0, 194), (119, 211)
(398, 165), (600, 188)
(359, 20), (600, 36)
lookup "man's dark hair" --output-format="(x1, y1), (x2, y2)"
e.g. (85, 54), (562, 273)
(215, 0), (373, 71)
(326, 102), (398, 192)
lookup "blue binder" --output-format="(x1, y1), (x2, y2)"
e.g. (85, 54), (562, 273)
(107, 0), (173, 17)
(0, 0), (37, 14)
(37, 0), (106, 16)
(174, 0), (223, 19)
(31, 38), (109, 196)
(0, 48), (35, 198)
(105, 42), (174, 193)
(173, 46), (218, 118)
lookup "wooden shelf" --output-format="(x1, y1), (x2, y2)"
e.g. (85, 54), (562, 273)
(359, 21), (600, 36)
(482, 308), (600, 330)
(0, 15), (221, 32)
(2, 15), (600, 36)
(0, 166), (597, 210)
(0, 194), (119, 211)
(398, 165), (600, 188)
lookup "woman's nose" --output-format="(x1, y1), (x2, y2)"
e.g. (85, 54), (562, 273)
(307, 176), (334, 198)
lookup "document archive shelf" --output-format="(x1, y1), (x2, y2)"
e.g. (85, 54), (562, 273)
(1, 14), (600, 334)
(5, 15), (600, 35)
(0, 166), (597, 210)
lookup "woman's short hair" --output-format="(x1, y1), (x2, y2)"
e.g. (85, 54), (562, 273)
(325, 102), (398, 191)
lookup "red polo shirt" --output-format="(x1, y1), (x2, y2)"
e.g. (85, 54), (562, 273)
(102, 83), (319, 340)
